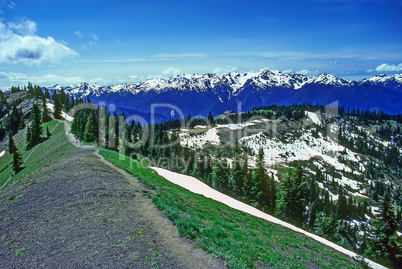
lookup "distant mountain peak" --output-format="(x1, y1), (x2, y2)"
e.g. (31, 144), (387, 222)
(46, 70), (402, 118)
(305, 73), (351, 87)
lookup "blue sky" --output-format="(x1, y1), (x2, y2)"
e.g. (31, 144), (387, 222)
(0, 0), (401, 89)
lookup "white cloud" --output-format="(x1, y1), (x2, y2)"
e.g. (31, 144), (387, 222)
(296, 69), (320, 76)
(75, 30), (84, 38)
(7, 1), (16, 10)
(88, 33), (99, 41)
(0, 19), (78, 65)
(0, 71), (83, 89)
(89, 77), (105, 84)
(162, 67), (181, 76)
(75, 30), (99, 48)
(281, 69), (293, 74)
(374, 63), (402, 72)
(213, 65), (237, 74)
(8, 20), (36, 35)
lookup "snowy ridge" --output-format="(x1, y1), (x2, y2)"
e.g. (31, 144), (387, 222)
(47, 70), (402, 116)
(303, 73), (352, 87)
(48, 70), (402, 98)
(361, 73), (402, 84)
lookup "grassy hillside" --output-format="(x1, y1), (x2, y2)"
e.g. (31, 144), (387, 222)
(99, 148), (365, 268)
(0, 120), (75, 190)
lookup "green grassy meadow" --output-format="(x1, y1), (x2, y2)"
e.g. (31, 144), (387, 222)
(99, 148), (364, 269)
(0, 120), (75, 190)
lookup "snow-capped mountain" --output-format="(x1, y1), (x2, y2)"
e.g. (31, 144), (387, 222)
(359, 73), (402, 93)
(47, 70), (402, 121)
(302, 73), (352, 87)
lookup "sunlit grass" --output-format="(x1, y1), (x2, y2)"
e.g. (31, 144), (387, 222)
(99, 148), (362, 268)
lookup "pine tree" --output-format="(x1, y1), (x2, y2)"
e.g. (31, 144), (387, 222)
(370, 191), (400, 265)
(8, 131), (16, 154)
(53, 94), (62, 119)
(25, 126), (32, 150)
(275, 167), (306, 226)
(30, 103), (42, 148)
(41, 98), (52, 123)
(211, 161), (226, 191)
(268, 172), (277, 212)
(44, 89), (51, 99)
(9, 134), (22, 174)
(83, 112), (98, 142)
(336, 187), (348, 219)
(46, 126), (51, 138)
(231, 139), (243, 196)
(12, 146), (23, 174)
(253, 147), (269, 209)
(231, 156), (243, 196)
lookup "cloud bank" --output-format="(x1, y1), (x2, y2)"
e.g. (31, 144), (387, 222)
(0, 19), (78, 65)
(0, 71), (83, 89)
(375, 63), (402, 72)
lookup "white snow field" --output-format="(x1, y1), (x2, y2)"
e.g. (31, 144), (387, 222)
(151, 167), (386, 269)
(0, 150), (5, 158)
(46, 103), (74, 121)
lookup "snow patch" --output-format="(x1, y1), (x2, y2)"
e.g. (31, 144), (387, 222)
(305, 111), (321, 125)
(180, 127), (220, 148)
(46, 103), (74, 121)
(216, 122), (255, 130)
(0, 150), (5, 158)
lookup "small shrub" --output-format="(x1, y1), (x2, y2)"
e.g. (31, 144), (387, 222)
(15, 248), (29, 256)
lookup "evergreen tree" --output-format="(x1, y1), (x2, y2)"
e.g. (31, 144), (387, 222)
(336, 187), (348, 219)
(241, 153), (251, 197)
(25, 126), (32, 150)
(211, 160), (226, 191)
(44, 89), (51, 99)
(8, 131), (16, 154)
(231, 139), (243, 196)
(231, 156), (243, 196)
(27, 103), (42, 149)
(370, 191), (400, 265)
(253, 148), (270, 209)
(53, 94), (62, 119)
(12, 145), (23, 174)
(41, 97), (52, 123)
(9, 134), (22, 174)
(46, 126), (51, 139)
(275, 167), (306, 226)
(83, 112), (98, 142)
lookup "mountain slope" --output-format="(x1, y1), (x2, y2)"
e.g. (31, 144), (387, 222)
(0, 114), (366, 268)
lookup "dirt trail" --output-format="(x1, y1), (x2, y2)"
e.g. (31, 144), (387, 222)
(0, 122), (224, 268)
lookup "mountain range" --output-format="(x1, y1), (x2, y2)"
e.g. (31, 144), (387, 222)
(48, 70), (402, 121)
